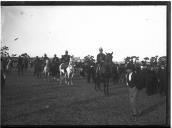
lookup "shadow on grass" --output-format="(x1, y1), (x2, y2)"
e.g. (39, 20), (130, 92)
(139, 100), (166, 117)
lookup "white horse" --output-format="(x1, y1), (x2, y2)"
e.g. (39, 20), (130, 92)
(43, 59), (50, 81)
(6, 59), (12, 74)
(59, 57), (75, 85)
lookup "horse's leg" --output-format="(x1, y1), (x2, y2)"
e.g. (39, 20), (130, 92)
(71, 77), (73, 85)
(44, 71), (46, 80)
(69, 75), (71, 85)
(64, 73), (67, 85)
(43, 69), (45, 80)
(59, 75), (61, 85)
(71, 73), (73, 85)
(67, 73), (69, 85)
(95, 75), (99, 90)
(107, 79), (109, 96)
(47, 72), (50, 82)
(59, 75), (61, 84)
(45, 71), (47, 81)
(65, 74), (67, 85)
(98, 81), (101, 91)
(68, 72), (70, 85)
(63, 73), (66, 84)
(95, 77), (97, 91)
(69, 76), (71, 85)
(59, 72), (62, 85)
(66, 75), (69, 85)
(103, 81), (106, 96)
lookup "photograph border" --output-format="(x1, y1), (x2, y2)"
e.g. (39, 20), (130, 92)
(1, 1), (171, 128)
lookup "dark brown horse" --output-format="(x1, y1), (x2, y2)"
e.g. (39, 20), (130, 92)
(95, 52), (113, 96)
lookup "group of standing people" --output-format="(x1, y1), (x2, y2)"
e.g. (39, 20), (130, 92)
(125, 60), (167, 120)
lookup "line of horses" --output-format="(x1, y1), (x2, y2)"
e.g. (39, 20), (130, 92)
(32, 52), (121, 96)
(33, 56), (85, 84)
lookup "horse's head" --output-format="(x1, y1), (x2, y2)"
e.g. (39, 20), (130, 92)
(69, 56), (75, 66)
(45, 59), (49, 64)
(105, 52), (113, 64)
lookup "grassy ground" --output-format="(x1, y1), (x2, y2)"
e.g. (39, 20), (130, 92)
(1, 70), (166, 125)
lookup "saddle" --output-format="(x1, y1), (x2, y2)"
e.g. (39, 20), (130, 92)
(96, 63), (105, 75)
(61, 63), (68, 70)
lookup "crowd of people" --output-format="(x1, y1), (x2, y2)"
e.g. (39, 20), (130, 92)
(1, 47), (168, 121)
(1, 48), (167, 94)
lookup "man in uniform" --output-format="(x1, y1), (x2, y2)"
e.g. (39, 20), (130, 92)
(52, 54), (60, 77)
(61, 50), (70, 73)
(96, 47), (106, 71)
(43, 54), (49, 61)
(52, 54), (59, 64)
(43, 53), (49, 67)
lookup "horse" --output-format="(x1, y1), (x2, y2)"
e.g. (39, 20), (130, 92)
(111, 63), (119, 84)
(59, 56), (75, 85)
(74, 62), (84, 80)
(17, 57), (24, 77)
(34, 58), (43, 78)
(95, 52), (113, 96)
(59, 63), (67, 85)
(1, 58), (6, 89)
(50, 59), (60, 81)
(66, 57), (75, 85)
(6, 59), (12, 74)
(43, 59), (50, 81)
(23, 58), (29, 72)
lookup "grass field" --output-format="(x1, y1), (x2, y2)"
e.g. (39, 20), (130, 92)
(1, 69), (167, 125)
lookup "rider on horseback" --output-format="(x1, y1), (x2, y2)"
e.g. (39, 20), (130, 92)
(52, 54), (59, 64)
(97, 47), (106, 71)
(61, 50), (70, 73)
(43, 54), (49, 64)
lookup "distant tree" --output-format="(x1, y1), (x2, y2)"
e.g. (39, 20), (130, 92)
(158, 56), (166, 66)
(21, 53), (30, 58)
(124, 57), (130, 64)
(144, 57), (149, 62)
(11, 54), (17, 57)
(135, 56), (139, 63)
(1, 45), (9, 57)
(84, 55), (95, 64)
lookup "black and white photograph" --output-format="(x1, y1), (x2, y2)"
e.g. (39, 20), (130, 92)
(1, 1), (170, 126)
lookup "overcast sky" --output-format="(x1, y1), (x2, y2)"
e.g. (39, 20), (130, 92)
(1, 6), (166, 61)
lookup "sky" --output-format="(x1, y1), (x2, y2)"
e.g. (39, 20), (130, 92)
(1, 6), (166, 61)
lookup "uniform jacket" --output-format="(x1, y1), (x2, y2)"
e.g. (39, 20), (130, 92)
(62, 55), (70, 64)
(97, 53), (105, 64)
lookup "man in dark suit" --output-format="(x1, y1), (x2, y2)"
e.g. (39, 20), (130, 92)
(157, 65), (167, 96)
(126, 63), (139, 121)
